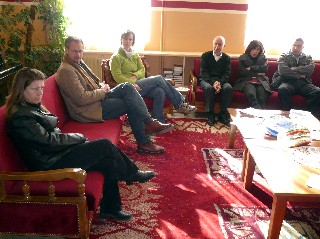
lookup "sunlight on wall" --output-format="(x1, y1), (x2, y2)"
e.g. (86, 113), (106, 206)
(63, 0), (151, 52)
(245, 0), (320, 59)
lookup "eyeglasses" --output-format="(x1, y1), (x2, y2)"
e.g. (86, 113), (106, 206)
(68, 49), (84, 54)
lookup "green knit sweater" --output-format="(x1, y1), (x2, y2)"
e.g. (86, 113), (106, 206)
(110, 47), (145, 84)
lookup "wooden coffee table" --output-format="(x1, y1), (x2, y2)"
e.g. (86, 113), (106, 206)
(227, 108), (320, 239)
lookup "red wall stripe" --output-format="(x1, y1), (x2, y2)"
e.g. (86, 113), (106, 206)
(151, 0), (248, 12)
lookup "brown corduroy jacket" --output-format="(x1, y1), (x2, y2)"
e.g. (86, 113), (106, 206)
(56, 57), (106, 122)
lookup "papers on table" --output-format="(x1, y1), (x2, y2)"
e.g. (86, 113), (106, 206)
(239, 108), (283, 118)
(234, 117), (266, 139)
(307, 173), (320, 191)
(236, 108), (320, 140)
(288, 146), (320, 169)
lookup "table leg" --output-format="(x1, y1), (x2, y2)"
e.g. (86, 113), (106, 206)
(241, 146), (248, 181)
(244, 150), (255, 190)
(228, 123), (237, 149)
(268, 195), (287, 239)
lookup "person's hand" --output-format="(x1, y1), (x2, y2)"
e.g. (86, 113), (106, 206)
(290, 67), (298, 71)
(299, 74), (306, 78)
(99, 82), (110, 93)
(130, 75), (137, 81)
(213, 81), (221, 94)
(134, 83), (141, 91)
(246, 67), (250, 70)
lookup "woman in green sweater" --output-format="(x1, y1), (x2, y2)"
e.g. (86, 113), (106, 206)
(110, 30), (196, 122)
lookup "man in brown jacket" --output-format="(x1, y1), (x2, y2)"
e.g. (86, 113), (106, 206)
(56, 36), (173, 154)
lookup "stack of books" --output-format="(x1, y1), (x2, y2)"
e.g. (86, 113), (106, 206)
(173, 64), (183, 86)
(163, 68), (173, 79)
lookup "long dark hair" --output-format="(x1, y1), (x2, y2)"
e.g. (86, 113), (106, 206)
(5, 67), (46, 117)
(245, 40), (265, 57)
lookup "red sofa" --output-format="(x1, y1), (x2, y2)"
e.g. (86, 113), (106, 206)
(189, 58), (320, 112)
(0, 74), (123, 238)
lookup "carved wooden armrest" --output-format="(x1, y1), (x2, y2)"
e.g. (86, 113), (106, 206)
(101, 59), (108, 83)
(188, 70), (198, 106)
(0, 168), (87, 200)
(189, 70), (198, 93)
(166, 79), (175, 86)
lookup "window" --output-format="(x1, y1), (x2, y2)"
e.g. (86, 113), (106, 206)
(245, 0), (320, 59)
(63, 0), (151, 51)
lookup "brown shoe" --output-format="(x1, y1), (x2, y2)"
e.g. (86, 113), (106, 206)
(137, 141), (165, 154)
(145, 119), (174, 135)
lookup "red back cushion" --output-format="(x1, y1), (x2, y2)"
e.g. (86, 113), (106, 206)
(193, 58), (201, 78)
(312, 63), (320, 87)
(230, 59), (239, 85)
(0, 106), (26, 172)
(42, 74), (69, 128)
(266, 61), (278, 82)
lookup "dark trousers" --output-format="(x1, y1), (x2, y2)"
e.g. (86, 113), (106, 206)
(200, 80), (233, 112)
(243, 83), (269, 108)
(50, 139), (139, 212)
(278, 82), (320, 113)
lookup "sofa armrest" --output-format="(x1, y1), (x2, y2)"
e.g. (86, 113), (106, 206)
(188, 70), (198, 105)
(0, 168), (87, 199)
(101, 59), (118, 88)
(0, 168), (90, 238)
(189, 69), (198, 92)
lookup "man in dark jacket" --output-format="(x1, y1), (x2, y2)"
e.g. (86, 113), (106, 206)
(271, 38), (320, 117)
(199, 36), (233, 126)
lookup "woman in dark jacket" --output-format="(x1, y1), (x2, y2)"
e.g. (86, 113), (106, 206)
(234, 40), (272, 109)
(5, 67), (155, 221)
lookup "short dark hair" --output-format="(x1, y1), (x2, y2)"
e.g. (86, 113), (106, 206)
(121, 30), (135, 46)
(245, 40), (264, 56)
(295, 38), (304, 44)
(65, 36), (84, 48)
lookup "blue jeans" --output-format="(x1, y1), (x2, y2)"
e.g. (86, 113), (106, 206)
(101, 83), (151, 145)
(136, 75), (184, 122)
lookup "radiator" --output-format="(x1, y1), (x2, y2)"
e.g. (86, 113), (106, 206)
(82, 55), (105, 80)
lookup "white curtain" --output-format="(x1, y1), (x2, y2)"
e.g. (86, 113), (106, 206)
(245, 0), (320, 59)
(63, 0), (151, 51)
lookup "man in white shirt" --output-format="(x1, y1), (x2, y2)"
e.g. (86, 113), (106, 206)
(198, 36), (233, 126)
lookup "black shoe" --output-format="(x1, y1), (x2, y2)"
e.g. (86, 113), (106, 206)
(100, 210), (132, 221)
(218, 112), (230, 127)
(195, 112), (210, 118)
(251, 101), (262, 109)
(126, 170), (156, 185)
(207, 115), (216, 126)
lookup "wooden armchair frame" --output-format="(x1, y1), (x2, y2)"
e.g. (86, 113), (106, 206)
(101, 56), (151, 88)
(188, 69), (198, 106)
(0, 168), (90, 238)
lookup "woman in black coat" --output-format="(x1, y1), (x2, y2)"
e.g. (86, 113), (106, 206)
(5, 67), (155, 221)
(234, 40), (272, 109)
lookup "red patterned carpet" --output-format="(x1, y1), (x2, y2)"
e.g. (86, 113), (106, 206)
(89, 118), (320, 239)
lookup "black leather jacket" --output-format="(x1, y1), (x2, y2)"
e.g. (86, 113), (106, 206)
(6, 103), (87, 171)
